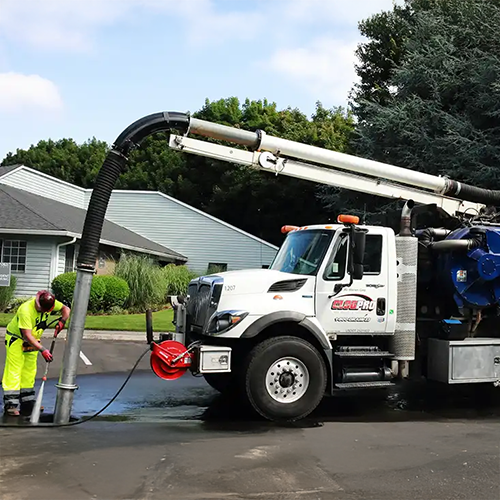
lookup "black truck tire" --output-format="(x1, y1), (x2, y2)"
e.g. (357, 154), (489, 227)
(242, 336), (327, 422)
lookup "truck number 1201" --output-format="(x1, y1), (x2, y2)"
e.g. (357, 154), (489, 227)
(225, 285), (236, 292)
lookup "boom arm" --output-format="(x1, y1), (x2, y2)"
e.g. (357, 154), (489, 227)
(169, 124), (483, 216)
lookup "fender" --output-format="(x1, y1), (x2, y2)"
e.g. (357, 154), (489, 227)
(241, 311), (332, 350)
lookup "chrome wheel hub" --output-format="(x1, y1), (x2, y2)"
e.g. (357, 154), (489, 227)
(265, 357), (309, 403)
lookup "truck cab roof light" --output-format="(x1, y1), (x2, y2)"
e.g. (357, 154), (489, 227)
(337, 214), (359, 225)
(281, 225), (299, 234)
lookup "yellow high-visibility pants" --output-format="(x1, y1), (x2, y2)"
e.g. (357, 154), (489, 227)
(2, 334), (38, 410)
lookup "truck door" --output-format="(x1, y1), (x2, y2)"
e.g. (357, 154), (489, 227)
(315, 228), (390, 336)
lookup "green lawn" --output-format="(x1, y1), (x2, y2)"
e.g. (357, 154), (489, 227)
(0, 308), (175, 332)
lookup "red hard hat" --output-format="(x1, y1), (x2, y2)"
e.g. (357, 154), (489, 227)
(35, 290), (56, 312)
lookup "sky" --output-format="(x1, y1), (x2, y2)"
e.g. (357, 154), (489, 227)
(0, 0), (398, 160)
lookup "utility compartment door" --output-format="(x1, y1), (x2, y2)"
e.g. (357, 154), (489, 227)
(315, 228), (392, 336)
(428, 338), (500, 383)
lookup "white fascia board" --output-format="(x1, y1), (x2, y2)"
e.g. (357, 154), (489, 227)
(4, 165), (89, 195)
(0, 165), (24, 179)
(0, 229), (182, 261)
(0, 229), (79, 237)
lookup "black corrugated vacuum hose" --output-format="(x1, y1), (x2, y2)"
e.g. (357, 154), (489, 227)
(77, 112), (190, 268)
(444, 179), (500, 206)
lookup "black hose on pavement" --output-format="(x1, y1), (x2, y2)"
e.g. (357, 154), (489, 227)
(0, 348), (150, 428)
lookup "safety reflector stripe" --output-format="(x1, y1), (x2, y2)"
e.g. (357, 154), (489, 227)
(3, 393), (20, 405)
(20, 394), (36, 402)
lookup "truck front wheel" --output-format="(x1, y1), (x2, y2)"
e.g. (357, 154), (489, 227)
(243, 336), (327, 422)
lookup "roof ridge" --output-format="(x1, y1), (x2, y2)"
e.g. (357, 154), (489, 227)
(0, 186), (60, 231)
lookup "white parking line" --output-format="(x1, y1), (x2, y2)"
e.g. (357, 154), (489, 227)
(79, 351), (92, 366)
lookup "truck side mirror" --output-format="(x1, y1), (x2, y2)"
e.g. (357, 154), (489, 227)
(351, 228), (366, 280)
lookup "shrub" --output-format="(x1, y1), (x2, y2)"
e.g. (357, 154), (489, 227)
(96, 275), (130, 310)
(5, 296), (31, 313)
(162, 264), (199, 296)
(114, 254), (165, 312)
(0, 275), (17, 312)
(51, 272), (77, 306)
(52, 272), (106, 313)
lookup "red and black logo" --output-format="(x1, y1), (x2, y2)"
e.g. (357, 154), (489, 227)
(331, 294), (374, 311)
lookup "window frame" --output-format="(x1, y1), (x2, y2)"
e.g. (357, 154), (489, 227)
(362, 234), (383, 276)
(322, 233), (383, 281)
(207, 262), (228, 274)
(0, 239), (28, 273)
(64, 245), (76, 273)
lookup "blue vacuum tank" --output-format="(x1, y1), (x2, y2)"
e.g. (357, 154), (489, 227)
(435, 226), (500, 309)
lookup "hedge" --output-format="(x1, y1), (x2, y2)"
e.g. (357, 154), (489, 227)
(0, 275), (17, 312)
(51, 273), (129, 313)
(97, 275), (130, 310)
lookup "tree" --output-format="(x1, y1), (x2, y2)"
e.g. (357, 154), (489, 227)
(320, 0), (500, 223)
(354, 0), (500, 186)
(1, 138), (109, 188)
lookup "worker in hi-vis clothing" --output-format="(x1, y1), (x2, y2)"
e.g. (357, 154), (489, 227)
(2, 290), (70, 417)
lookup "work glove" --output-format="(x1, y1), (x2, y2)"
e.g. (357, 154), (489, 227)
(54, 319), (66, 337)
(41, 349), (53, 363)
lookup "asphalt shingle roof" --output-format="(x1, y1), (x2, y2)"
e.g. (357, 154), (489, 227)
(0, 184), (186, 261)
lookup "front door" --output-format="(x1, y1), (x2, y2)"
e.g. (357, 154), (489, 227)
(315, 228), (390, 336)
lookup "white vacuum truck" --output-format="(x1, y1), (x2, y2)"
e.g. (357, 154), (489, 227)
(147, 118), (500, 422)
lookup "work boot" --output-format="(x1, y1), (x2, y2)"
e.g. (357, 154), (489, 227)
(20, 402), (44, 417)
(4, 407), (20, 417)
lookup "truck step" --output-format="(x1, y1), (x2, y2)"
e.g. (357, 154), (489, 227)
(335, 351), (394, 358)
(335, 381), (395, 389)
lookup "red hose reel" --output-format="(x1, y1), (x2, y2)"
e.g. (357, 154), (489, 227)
(150, 340), (192, 380)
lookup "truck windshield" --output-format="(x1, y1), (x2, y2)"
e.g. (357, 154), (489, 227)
(270, 230), (333, 276)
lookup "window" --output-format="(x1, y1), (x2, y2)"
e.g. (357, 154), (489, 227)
(207, 263), (228, 274)
(363, 235), (383, 274)
(1, 240), (27, 273)
(270, 230), (333, 276)
(64, 245), (75, 273)
(324, 235), (348, 280)
(323, 234), (382, 280)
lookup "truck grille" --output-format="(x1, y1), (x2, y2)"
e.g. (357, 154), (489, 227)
(187, 277), (223, 330)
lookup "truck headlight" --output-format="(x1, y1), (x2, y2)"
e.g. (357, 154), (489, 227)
(208, 310), (248, 334)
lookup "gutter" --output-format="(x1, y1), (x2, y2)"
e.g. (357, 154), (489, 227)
(0, 229), (79, 237)
(0, 229), (183, 262)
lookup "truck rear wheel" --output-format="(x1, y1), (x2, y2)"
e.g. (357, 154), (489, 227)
(243, 336), (327, 422)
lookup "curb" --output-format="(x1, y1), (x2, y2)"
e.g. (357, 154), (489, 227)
(0, 328), (149, 342)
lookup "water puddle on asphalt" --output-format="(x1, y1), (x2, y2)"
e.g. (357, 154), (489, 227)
(3, 371), (500, 429)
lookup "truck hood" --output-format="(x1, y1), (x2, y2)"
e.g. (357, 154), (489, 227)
(206, 269), (313, 296)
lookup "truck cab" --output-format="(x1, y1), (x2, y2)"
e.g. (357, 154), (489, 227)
(174, 218), (402, 421)
(186, 222), (397, 343)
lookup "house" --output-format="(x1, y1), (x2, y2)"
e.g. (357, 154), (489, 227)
(0, 165), (279, 296)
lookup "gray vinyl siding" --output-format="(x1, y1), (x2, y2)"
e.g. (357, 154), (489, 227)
(0, 235), (55, 298)
(57, 245), (66, 275)
(105, 192), (278, 273)
(0, 169), (86, 207)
